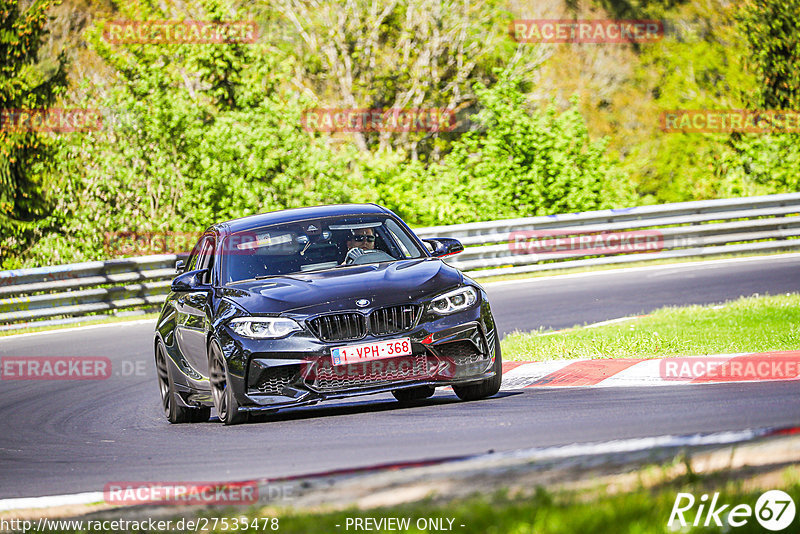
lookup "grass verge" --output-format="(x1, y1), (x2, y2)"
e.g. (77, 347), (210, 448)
(501, 292), (800, 361)
(26, 451), (799, 533)
(226, 465), (800, 534)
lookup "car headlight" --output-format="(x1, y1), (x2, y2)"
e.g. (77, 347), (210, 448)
(429, 286), (478, 315)
(229, 317), (302, 338)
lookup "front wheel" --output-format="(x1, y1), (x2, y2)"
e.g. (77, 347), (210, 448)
(453, 333), (502, 401)
(209, 340), (247, 425)
(155, 340), (210, 424)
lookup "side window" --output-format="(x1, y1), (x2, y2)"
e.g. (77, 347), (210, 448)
(197, 238), (215, 285)
(186, 237), (208, 272)
(185, 236), (215, 285)
(385, 219), (420, 258)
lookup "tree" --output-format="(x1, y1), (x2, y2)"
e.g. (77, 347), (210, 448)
(715, 0), (800, 196)
(272, 0), (549, 159)
(0, 0), (68, 250)
(21, 1), (370, 266)
(737, 0), (800, 110)
(389, 77), (634, 225)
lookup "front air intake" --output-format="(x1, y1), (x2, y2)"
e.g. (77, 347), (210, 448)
(369, 305), (420, 336)
(309, 313), (366, 342)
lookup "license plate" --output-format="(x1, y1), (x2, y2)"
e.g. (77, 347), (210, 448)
(331, 338), (412, 366)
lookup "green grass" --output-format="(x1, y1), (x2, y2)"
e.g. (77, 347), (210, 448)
(501, 293), (800, 361)
(28, 474), (800, 534)
(206, 467), (800, 534)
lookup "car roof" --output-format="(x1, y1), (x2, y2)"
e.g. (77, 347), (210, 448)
(210, 204), (392, 235)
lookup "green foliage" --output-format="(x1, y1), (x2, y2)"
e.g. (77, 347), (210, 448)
(417, 78), (634, 224)
(18, 0), (796, 268)
(613, 0), (758, 203)
(268, 0), (526, 160)
(620, 0), (800, 202)
(737, 0), (800, 110)
(8, 1), (633, 268)
(0, 0), (68, 261)
(18, 6), (371, 266)
(713, 0), (800, 197)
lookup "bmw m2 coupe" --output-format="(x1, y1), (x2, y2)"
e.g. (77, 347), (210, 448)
(154, 204), (502, 424)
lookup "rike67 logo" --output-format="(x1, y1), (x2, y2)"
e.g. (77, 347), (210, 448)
(669, 490), (796, 531)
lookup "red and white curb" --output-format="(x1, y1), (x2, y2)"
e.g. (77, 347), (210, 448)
(500, 350), (800, 389)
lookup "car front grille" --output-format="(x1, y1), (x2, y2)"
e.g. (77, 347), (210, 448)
(369, 305), (420, 336)
(309, 305), (420, 341)
(309, 313), (366, 342)
(308, 354), (432, 391)
(254, 365), (298, 395)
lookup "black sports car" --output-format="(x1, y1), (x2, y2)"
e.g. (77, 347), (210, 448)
(154, 204), (502, 424)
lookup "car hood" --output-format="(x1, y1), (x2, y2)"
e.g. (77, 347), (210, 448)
(221, 258), (463, 315)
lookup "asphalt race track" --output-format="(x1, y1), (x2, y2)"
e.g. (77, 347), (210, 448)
(488, 255), (800, 334)
(0, 255), (798, 500)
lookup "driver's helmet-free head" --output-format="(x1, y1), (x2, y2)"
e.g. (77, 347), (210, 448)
(347, 228), (375, 245)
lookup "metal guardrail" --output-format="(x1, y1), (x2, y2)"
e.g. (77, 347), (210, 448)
(415, 192), (800, 277)
(2, 193), (799, 329)
(0, 256), (179, 327)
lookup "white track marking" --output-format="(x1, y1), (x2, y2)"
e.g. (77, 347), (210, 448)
(482, 253), (800, 288)
(0, 319), (155, 342)
(500, 360), (573, 390)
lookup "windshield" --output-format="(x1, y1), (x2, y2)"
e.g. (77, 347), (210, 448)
(222, 215), (426, 284)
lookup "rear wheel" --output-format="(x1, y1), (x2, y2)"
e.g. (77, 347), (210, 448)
(209, 340), (247, 425)
(453, 333), (502, 401)
(392, 386), (435, 403)
(155, 341), (210, 424)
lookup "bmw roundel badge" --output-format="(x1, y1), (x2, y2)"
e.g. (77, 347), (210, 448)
(356, 299), (370, 307)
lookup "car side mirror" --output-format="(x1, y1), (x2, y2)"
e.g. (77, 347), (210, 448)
(175, 259), (185, 274)
(172, 268), (211, 292)
(423, 238), (464, 258)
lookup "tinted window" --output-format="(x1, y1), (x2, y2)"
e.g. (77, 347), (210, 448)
(197, 238), (215, 284)
(186, 236), (210, 271)
(222, 215), (425, 284)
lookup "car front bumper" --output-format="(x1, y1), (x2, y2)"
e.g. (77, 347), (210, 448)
(218, 302), (498, 412)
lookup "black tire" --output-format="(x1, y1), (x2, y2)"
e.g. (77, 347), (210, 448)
(155, 340), (210, 424)
(209, 340), (247, 425)
(453, 333), (502, 401)
(392, 386), (436, 403)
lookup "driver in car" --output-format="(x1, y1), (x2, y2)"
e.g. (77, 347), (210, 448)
(343, 228), (377, 264)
